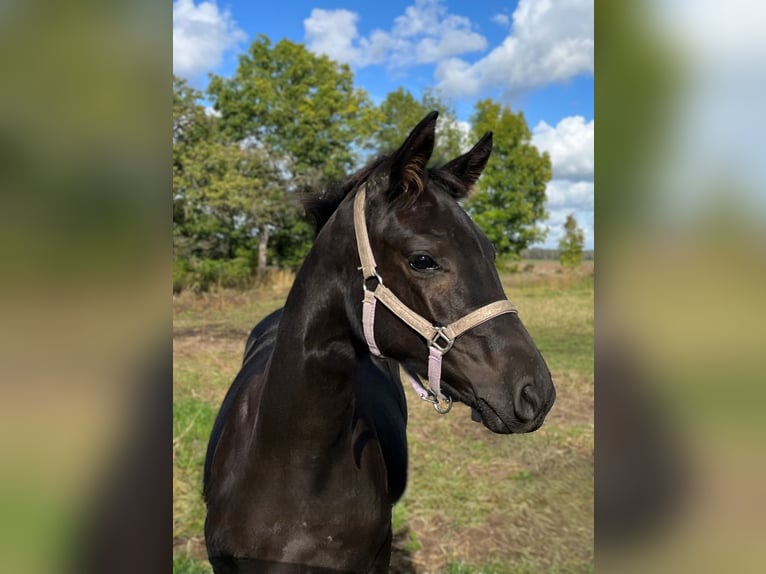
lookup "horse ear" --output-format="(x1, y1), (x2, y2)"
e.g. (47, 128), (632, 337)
(441, 131), (493, 192)
(388, 111), (438, 201)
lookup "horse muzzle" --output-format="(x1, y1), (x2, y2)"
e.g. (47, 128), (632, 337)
(474, 374), (556, 434)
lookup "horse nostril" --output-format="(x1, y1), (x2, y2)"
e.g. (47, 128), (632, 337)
(515, 384), (539, 422)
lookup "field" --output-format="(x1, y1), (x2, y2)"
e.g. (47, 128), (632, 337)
(173, 261), (594, 573)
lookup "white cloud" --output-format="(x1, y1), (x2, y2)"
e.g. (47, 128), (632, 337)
(433, 58), (479, 97)
(415, 25), (487, 63)
(303, 0), (486, 68)
(492, 13), (511, 28)
(173, 0), (246, 78)
(532, 116), (594, 180)
(455, 120), (472, 148)
(545, 179), (593, 210)
(303, 1), (590, 98)
(530, 115), (594, 249)
(303, 9), (364, 65)
(391, 0), (445, 38)
(436, 0), (593, 98)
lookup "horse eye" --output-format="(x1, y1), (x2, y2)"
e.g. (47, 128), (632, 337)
(408, 253), (440, 272)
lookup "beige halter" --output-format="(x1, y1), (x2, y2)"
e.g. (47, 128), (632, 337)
(353, 184), (518, 413)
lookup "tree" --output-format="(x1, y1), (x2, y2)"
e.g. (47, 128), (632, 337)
(372, 87), (463, 160)
(173, 76), (212, 150)
(207, 35), (379, 184)
(173, 76), (285, 289)
(465, 99), (552, 258)
(559, 214), (585, 269)
(204, 36), (381, 270)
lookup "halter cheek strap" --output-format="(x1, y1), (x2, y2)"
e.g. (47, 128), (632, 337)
(353, 185), (518, 413)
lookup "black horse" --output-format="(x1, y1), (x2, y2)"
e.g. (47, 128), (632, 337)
(203, 112), (555, 573)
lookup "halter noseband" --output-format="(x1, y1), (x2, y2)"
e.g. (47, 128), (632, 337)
(353, 184), (518, 414)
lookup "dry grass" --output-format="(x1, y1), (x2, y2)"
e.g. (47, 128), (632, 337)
(172, 262), (593, 573)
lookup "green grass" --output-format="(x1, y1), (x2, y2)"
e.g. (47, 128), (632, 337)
(445, 560), (594, 574)
(173, 398), (214, 542)
(173, 552), (213, 574)
(173, 266), (593, 572)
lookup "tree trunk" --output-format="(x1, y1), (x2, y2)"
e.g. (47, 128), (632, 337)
(257, 227), (270, 278)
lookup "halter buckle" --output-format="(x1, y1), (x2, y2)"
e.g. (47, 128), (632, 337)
(429, 327), (454, 353)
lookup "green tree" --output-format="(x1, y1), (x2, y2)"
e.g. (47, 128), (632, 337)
(372, 87), (463, 160)
(466, 99), (552, 258)
(173, 76), (285, 289)
(204, 36), (381, 270)
(559, 213), (585, 269)
(208, 35), (379, 184)
(173, 76), (212, 150)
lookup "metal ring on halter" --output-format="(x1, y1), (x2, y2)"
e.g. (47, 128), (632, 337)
(420, 389), (453, 414)
(362, 271), (383, 292)
(433, 394), (453, 414)
(430, 327), (454, 353)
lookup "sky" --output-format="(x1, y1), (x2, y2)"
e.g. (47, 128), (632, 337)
(173, 0), (594, 249)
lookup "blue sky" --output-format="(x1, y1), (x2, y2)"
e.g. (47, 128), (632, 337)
(173, 0), (594, 249)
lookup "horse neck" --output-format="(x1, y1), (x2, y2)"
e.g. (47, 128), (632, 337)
(258, 199), (362, 445)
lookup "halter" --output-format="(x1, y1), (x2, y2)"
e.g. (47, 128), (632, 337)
(353, 184), (518, 414)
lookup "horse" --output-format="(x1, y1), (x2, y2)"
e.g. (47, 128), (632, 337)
(203, 111), (556, 573)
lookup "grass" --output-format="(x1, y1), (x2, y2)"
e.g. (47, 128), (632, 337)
(173, 552), (213, 574)
(173, 261), (593, 572)
(445, 560), (594, 574)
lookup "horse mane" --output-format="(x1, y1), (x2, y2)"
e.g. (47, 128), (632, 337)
(302, 156), (388, 236)
(303, 154), (471, 237)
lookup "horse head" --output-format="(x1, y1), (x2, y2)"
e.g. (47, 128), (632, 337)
(355, 111), (555, 434)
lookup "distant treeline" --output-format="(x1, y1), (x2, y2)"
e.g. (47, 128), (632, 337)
(521, 248), (594, 261)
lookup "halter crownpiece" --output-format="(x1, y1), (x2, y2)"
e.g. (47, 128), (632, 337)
(353, 184), (518, 413)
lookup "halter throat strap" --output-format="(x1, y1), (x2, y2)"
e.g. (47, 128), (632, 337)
(353, 185), (518, 413)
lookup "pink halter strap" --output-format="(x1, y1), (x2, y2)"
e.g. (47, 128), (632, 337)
(353, 185), (518, 413)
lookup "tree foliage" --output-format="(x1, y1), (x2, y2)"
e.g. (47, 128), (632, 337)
(207, 35), (379, 184)
(559, 213), (585, 269)
(173, 75), (286, 290)
(466, 100), (552, 258)
(173, 76), (212, 150)
(186, 36), (382, 286)
(372, 87), (463, 161)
